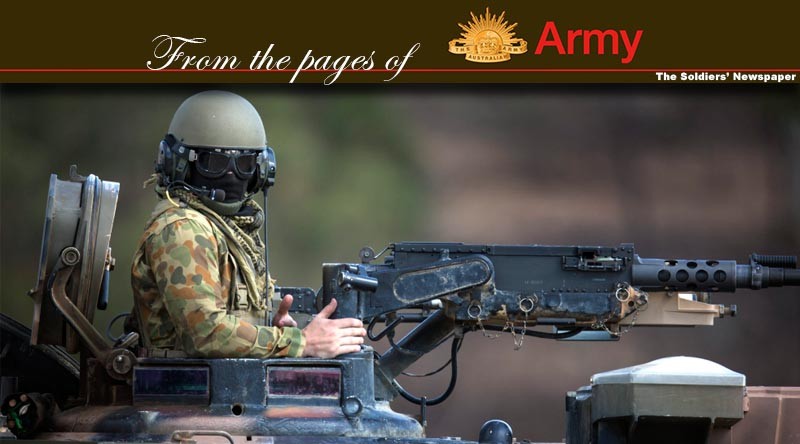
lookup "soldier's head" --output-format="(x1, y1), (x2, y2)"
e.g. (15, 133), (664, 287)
(156, 91), (276, 205)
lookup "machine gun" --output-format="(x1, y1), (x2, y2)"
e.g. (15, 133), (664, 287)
(282, 242), (800, 407)
(3, 168), (799, 444)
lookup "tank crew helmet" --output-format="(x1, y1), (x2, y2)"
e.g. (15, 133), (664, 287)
(156, 91), (276, 203)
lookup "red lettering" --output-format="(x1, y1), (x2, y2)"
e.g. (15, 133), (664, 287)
(620, 30), (643, 64)
(584, 30), (619, 55)
(531, 21), (644, 64)
(567, 30), (582, 54)
(535, 21), (565, 55)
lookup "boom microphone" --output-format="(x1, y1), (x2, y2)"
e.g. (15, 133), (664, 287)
(205, 188), (226, 202)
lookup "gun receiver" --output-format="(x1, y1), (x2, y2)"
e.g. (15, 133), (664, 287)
(318, 243), (798, 327)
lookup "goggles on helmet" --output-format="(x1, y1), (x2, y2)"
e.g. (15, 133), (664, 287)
(191, 148), (262, 180)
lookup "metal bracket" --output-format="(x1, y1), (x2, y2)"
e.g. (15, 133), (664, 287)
(49, 266), (136, 382)
(68, 164), (86, 182)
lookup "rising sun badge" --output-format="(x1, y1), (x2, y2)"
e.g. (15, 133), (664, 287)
(448, 8), (528, 63)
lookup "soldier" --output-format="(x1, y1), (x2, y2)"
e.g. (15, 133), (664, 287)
(131, 91), (366, 359)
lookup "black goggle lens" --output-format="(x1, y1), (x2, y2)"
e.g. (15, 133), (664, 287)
(197, 152), (229, 175)
(196, 151), (259, 177)
(235, 153), (258, 175)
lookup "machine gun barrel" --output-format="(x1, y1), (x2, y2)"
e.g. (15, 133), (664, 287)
(632, 253), (800, 292)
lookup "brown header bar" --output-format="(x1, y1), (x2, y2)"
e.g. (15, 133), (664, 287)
(2, 1), (797, 83)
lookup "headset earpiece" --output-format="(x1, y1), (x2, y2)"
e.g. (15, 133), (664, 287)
(264, 147), (277, 189)
(156, 134), (191, 186)
(155, 136), (171, 186)
(251, 147), (276, 193)
(156, 139), (168, 174)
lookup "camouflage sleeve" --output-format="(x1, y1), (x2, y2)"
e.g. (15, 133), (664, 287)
(145, 216), (305, 358)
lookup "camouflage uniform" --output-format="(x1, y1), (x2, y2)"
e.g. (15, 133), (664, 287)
(131, 199), (305, 358)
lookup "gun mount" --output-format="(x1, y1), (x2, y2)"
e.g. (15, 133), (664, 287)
(273, 242), (798, 404)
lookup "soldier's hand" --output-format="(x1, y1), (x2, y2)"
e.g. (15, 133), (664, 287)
(272, 294), (298, 327)
(302, 298), (366, 358)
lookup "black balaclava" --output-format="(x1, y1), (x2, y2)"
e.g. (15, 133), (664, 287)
(187, 162), (255, 207)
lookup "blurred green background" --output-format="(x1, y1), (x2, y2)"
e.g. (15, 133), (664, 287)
(2, 85), (800, 441)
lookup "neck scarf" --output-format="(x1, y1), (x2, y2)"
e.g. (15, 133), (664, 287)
(153, 182), (268, 310)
